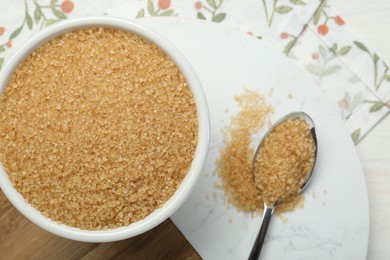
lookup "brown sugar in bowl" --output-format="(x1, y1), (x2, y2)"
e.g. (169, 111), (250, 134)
(0, 17), (210, 242)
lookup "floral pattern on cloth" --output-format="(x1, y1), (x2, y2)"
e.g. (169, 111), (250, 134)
(0, 0), (74, 68)
(288, 0), (390, 142)
(0, 0), (388, 143)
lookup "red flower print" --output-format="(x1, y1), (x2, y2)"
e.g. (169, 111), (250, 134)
(247, 32), (254, 36)
(158, 0), (171, 10)
(0, 26), (5, 36)
(338, 99), (346, 109)
(280, 32), (289, 39)
(335, 16), (345, 26)
(194, 1), (202, 10)
(317, 24), (329, 36)
(61, 0), (74, 14)
(385, 101), (390, 109)
(6, 40), (12, 48)
(312, 52), (319, 60)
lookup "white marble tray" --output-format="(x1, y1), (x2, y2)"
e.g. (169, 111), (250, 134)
(138, 18), (370, 260)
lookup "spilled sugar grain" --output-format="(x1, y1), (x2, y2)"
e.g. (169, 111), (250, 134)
(217, 89), (305, 215)
(217, 89), (272, 213)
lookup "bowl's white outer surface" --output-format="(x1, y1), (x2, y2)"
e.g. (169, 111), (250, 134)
(0, 17), (210, 242)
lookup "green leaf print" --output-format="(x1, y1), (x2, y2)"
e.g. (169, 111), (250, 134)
(136, 9), (145, 18)
(160, 10), (175, 16)
(322, 65), (341, 76)
(10, 26), (23, 39)
(46, 19), (60, 27)
(197, 12), (206, 20)
(313, 0), (326, 25)
(51, 5), (67, 19)
(373, 53), (379, 64)
(212, 13), (226, 23)
(34, 7), (42, 23)
(329, 43), (338, 55)
(338, 46), (351, 56)
(289, 0), (306, 5)
(275, 6), (293, 14)
(354, 41), (389, 90)
(348, 75), (360, 83)
(147, 0), (155, 16)
(207, 0), (218, 9)
(195, 0), (226, 22)
(283, 38), (296, 55)
(351, 128), (361, 143)
(26, 13), (33, 29)
(319, 45), (327, 59)
(305, 64), (322, 75)
(354, 41), (369, 53)
(369, 102), (384, 112)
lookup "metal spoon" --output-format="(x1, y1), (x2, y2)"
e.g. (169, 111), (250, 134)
(248, 112), (318, 260)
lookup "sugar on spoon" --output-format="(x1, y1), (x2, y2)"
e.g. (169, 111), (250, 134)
(248, 112), (318, 260)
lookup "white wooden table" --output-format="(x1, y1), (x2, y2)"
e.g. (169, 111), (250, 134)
(332, 1), (390, 259)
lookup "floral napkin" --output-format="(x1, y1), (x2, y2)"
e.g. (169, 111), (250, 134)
(0, 0), (389, 143)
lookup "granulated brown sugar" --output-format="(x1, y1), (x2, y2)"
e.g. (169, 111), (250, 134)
(217, 90), (311, 215)
(0, 28), (198, 230)
(217, 90), (272, 212)
(254, 118), (315, 206)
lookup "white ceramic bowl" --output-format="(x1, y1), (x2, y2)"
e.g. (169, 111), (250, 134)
(0, 17), (210, 242)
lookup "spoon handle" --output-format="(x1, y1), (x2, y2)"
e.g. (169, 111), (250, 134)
(248, 205), (275, 260)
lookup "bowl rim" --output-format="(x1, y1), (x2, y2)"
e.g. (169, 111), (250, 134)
(0, 17), (210, 242)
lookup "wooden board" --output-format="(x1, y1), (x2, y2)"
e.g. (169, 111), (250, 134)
(0, 189), (200, 259)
